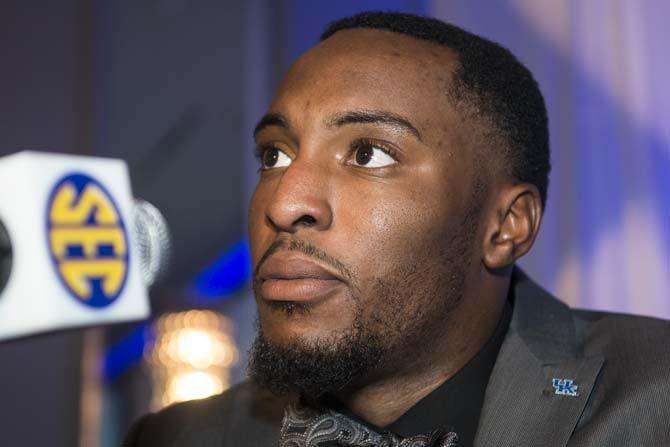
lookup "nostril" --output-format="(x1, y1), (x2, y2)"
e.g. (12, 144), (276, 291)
(294, 215), (317, 226)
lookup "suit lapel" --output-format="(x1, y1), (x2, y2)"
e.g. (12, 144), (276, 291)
(474, 269), (604, 447)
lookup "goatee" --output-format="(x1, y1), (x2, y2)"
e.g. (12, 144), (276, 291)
(248, 317), (384, 399)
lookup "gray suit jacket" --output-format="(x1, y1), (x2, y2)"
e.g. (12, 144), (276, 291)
(124, 269), (670, 446)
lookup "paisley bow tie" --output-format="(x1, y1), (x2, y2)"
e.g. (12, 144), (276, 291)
(279, 403), (459, 447)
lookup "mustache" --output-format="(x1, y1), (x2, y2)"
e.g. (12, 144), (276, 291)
(253, 238), (354, 284)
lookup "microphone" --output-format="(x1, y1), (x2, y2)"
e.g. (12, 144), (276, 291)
(0, 200), (172, 291)
(0, 219), (11, 295)
(132, 199), (171, 287)
(0, 151), (170, 341)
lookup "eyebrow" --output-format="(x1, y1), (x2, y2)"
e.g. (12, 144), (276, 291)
(252, 109), (423, 142)
(253, 113), (288, 138)
(327, 110), (422, 142)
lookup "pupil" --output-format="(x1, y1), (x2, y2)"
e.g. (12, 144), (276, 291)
(356, 146), (372, 165)
(263, 148), (278, 167)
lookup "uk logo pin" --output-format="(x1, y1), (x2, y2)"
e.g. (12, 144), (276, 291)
(552, 378), (579, 397)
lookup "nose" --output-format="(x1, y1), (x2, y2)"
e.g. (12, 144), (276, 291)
(265, 158), (333, 233)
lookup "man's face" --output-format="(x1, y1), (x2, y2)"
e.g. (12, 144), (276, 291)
(248, 29), (484, 393)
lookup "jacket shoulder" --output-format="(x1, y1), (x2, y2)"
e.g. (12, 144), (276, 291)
(573, 308), (670, 384)
(570, 309), (670, 444)
(123, 381), (288, 447)
(573, 308), (670, 359)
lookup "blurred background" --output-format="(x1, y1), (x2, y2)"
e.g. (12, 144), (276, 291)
(0, 0), (668, 446)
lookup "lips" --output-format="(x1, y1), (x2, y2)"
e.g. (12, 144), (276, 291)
(257, 252), (345, 302)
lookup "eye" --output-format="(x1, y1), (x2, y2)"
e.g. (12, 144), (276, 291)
(259, 146), (292, 169)
(350, 141), (398, 168)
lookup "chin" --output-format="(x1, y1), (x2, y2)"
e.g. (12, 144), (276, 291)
(249, 308), (386, 398)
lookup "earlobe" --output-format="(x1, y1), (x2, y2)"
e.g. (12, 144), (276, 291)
(482, 184), (542, 270)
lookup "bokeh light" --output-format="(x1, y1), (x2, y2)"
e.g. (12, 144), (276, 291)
(145, 310), (238, 409)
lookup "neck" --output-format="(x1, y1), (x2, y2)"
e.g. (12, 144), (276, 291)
(335, 273), (509, 428)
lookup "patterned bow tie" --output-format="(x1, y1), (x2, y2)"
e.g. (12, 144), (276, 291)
(279, 403), (459, 447)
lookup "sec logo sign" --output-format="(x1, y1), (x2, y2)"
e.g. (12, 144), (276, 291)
(47, 173), (129, 308)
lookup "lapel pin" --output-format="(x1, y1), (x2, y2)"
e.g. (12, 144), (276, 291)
(552, 378), (579, 397)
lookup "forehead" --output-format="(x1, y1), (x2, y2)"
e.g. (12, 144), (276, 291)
(269, 29), (462, 144)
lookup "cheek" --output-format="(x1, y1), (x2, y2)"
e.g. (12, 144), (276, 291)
(248, 184), (274, 267)
(333, 181), (452, 287)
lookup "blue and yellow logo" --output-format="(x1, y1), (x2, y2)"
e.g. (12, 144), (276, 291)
(47, 173), (129, 308)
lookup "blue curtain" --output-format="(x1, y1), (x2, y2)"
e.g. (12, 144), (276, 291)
(431, 0), (670, 318)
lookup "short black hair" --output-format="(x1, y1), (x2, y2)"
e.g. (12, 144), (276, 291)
(321, 11), (551, 208)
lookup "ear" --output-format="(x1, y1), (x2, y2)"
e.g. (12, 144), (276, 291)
(482, 183), (543, 270)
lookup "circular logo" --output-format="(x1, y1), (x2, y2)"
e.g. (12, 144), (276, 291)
(47, 173), (129, 308)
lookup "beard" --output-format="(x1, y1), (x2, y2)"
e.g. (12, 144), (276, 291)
(248, 203), (480, 399)
(248, 315), (385, 398)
